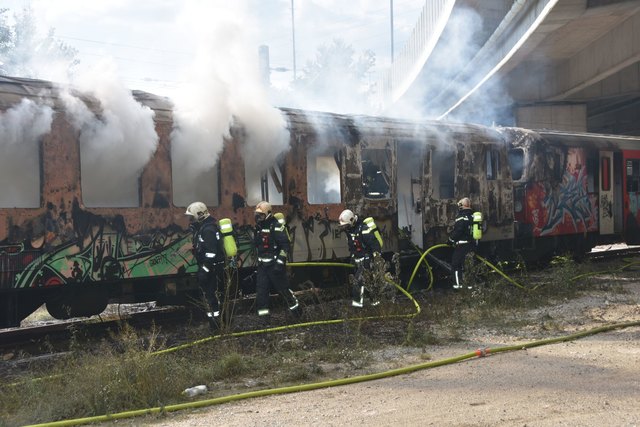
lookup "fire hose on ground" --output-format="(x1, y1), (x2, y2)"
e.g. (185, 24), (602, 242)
(18, 250), (640, 427)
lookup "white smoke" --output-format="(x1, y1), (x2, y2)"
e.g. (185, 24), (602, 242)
(171, 2), (290, 207)
(389, 5), (513, 126)
(59, 59), (159, 207)
(0, 98), (54, 207)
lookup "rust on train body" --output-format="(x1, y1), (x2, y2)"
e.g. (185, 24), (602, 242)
(0, 75), (522, 327)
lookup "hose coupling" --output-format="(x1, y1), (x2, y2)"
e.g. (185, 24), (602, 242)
(475, 348), (490, 357)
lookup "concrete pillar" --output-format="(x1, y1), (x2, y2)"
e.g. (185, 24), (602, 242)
(515, 104), (587, 131)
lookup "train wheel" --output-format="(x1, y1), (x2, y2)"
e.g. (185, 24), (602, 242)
(46, 285), (109, 320)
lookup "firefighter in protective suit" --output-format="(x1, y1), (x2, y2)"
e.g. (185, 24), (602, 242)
(339, 209), (382, 308)
(186, 201), (226, 331)
(448, 198), (475, 289)
(253, 201), (301, 324)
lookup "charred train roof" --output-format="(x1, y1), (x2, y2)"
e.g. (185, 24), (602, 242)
(501, 126), (640, 151)
(277, 107), (506, 146)
(0, 75), (174, 122)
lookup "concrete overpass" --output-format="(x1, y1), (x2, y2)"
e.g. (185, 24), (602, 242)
(383, 0), (640, 135)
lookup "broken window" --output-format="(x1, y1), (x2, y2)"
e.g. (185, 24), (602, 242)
(0, 136), (41, 208)
(307, 148), (341, 204)
(432, 148), (455, 200)
(81, 145), (142, 208)
(507, 148), (524, 181)
(246, 161), (284, 206)
(486, 148), (500, 180)
(171, 148), (220, 208)
(362, 148), (391, 199)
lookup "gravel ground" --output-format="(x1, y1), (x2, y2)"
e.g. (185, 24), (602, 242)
(110, 273), (640, 427)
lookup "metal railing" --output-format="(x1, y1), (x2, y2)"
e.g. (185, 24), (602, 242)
(381, 0), (457, 106)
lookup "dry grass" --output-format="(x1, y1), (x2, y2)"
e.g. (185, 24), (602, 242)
(1, 254), (632, 426)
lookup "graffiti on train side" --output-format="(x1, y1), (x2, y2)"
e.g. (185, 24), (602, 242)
(231, 213), (357, 265)
(528, 148), (598, 237)
(10, 226), (195, 289)
(2, 203), (375, 288)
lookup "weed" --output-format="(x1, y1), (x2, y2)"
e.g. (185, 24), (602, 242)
(1, 254), (633, 426)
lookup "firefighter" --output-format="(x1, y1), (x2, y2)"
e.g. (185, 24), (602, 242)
(253, 201), (301, 325)
(448, 197), (475, 289)
(186, 201), (226, 331)
(338, 209), (382, 308)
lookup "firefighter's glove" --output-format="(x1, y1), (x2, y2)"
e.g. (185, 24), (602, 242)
(447, 238), (455, 246)
(188, 223), (198, 234)
(275, 255), (287, 273)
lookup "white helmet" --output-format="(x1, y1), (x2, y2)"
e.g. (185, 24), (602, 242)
(255, 201), (272, 217)
(185, 201), (210, 221)
(457, 198), (471, 209)
(339, 209), (356, 227)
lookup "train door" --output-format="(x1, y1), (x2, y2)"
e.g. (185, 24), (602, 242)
(623, 150), (640, 244)
(396, 140), (424, 247)
(598, 151), (614, 235)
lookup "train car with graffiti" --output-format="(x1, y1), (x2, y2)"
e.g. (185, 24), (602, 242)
(502, 128), (640, 261)
(1, 75), (639, 328)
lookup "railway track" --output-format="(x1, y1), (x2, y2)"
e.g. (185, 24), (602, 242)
(0, 305), (191, 355)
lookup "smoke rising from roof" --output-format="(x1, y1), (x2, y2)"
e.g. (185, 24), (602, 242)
(59, 59), (159, 207)
(170, 2), (290, 208)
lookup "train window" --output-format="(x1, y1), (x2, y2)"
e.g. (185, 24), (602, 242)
(362, 148), (391, 199)
(432, 149), (455, 199)
(0, 134), (42, 208)
(171, 161), (220, 208)
(627, 159), (640, 193)
(246, 162), (284, 206)
(508, 149), (524, 180)
(486, 148), (500, 180)
(586, 155), (599, 193)
(307, 149), (341, 204)
(601, 157), (610, 191)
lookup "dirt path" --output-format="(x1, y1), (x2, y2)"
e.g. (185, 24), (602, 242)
(114, 280), (640, 427)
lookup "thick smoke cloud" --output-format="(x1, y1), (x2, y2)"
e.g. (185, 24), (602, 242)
(170, 2), (290, 208)
(60, 59), (159, 207)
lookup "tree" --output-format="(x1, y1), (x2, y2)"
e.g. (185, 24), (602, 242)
(0, 7), (78, 78)
(291, 38), (376, 113)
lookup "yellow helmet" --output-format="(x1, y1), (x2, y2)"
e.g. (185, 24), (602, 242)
(457, 198), (471, 209)
(185, 201), (210, 221)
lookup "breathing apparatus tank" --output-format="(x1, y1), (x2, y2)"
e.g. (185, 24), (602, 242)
(274, 212), (291, 242)
(363, 217), (383, 249)
(472, 211), (483, 241)
(218, 218), (237, 257)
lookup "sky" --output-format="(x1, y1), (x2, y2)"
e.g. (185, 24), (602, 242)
(2, 0), (425, 100)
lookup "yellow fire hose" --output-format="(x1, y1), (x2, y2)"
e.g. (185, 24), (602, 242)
(16, 252), (640, 427)
(25, 319), (640, 427)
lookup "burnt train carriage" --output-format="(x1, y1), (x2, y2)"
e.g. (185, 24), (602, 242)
(504, 128), (640, 261)
(0, 75), (519, 327)
(2, 75), (639, 328)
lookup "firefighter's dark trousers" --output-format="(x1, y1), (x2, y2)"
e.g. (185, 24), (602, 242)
(197, 261), (225, 314)
(451, 243), (474, 289)
(256, 262), (299, 317)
